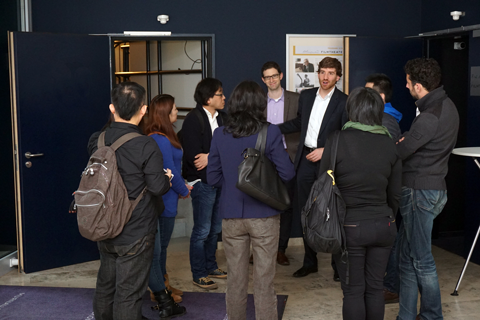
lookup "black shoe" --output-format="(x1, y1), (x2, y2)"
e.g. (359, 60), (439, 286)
(152, 290), (187, 319)
(293, 266), (318, 278)
(333, 270), (340, 282)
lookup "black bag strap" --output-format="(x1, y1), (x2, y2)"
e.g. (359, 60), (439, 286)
(329, 130), (341, 172)
(329, 131), (349, 284)
(97, 131), (146, 204)
(192, 107), (205, 135)
(254, 123), (269, 154)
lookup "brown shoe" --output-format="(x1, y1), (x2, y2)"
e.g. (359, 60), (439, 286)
(277, 251), (290, 265)
(164, 273), (183, 296)
(171, 292), (183, 303)
(383, 288), (399, 304)
(249, 254), (254, 264)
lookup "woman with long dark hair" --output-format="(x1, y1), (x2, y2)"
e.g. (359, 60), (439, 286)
(207, 81), (295, 320)
(319, 87), (401, 320)
(143, 94), (191, 317)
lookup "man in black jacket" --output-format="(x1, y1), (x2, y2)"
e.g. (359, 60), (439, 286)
(396, 58), (459, 320)
(90, 82), (184, 320)
(183, 78), (227, 290)
(280, 57), (348, 278)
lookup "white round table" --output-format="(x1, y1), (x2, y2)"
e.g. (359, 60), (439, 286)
(450, 147), (480, 296)
(452, 147), (480, 158)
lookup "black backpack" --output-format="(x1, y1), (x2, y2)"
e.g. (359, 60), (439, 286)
(301, 131), (349, 283)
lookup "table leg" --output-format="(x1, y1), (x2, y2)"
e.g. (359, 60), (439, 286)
(451, 157), (480, 296)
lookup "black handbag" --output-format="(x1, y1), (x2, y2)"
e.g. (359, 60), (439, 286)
(236, 123), (291, 211)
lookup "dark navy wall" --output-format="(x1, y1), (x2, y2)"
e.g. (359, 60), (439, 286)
(31, 0), (422, 95)
(464, 34), (480, 263)
(421, 0), (480, 32)
(421, 1), (480, 262)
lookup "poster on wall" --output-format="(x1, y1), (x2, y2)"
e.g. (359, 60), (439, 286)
(286, 34), (354, 94)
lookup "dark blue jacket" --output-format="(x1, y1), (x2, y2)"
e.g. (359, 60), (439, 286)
(207, 125), (295, 219)
(150, 134), (189, 217)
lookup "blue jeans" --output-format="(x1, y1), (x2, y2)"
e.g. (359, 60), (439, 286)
(397, 187), (447, 320)
(159, 216), (176, 276)
(384, 230), (400, 293)
(148, 220), (167, 293)
(189, 181), (222, 279)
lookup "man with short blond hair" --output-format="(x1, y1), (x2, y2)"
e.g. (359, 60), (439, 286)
(280, 57), (347, 278)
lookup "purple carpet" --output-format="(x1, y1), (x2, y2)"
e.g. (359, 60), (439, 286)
(0, 285), (288, 319)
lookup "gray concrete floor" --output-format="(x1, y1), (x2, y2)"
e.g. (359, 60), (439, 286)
(0, 237), (479, 319)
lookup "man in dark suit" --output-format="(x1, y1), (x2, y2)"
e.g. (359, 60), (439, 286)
(260, 61), (300, 266)
(280, 57), (348, 278)
(302, 59), (315, 72)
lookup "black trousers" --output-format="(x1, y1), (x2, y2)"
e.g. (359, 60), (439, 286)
(278, 177), (295, 252)
(296, 148), (322, 268)
(93, 233), (155, 320)
(296, 148), (338, 272)
(333, 216), (396, 320)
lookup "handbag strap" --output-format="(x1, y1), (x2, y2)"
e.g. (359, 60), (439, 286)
(330, 130), (341, 171)
(254, 123), (269, 154)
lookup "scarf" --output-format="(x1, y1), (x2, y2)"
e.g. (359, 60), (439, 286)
(342, 121), (392, 139)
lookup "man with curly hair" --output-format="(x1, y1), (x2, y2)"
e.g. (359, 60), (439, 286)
(396, 58), (459, 320)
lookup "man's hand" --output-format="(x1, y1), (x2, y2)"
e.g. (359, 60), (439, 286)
(306, 148), (324, 162)
(194, 153), (209, 170)
(396, 137), (405, 145)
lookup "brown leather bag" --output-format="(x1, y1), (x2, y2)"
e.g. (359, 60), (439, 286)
(74, 131), (146, 241)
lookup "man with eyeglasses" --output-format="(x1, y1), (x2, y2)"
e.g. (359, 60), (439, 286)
(182, 78), (228, 290)
(255, 61), (300, 266)
(280, 57), (348, 279)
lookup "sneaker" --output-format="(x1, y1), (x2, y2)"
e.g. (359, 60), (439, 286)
(193, 277), (218, 289)
(208, 268), (227, 279)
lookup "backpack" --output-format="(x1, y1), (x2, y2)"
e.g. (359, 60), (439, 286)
(301, 131), (349, 282)
(73, 131), (146, 241)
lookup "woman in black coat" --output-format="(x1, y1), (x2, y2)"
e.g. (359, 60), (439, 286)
(319, 87), (402, 320)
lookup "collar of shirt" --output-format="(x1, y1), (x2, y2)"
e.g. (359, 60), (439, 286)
(203, 107), (219, 135)
(316, 86), (336, 101)
(267, 88), (284, 103)
(110, 121), (142, 133)
(202, 107), (218, 120)
(304, 87), (335, 148)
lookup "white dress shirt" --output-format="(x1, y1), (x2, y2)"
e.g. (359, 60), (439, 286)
(304, 87), (335, 148)
(203, 107), (219, 135)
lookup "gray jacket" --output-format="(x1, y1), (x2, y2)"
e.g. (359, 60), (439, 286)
(396, 86), (459, 190)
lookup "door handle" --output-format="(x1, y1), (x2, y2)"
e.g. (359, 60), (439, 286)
(25, 152), (44, 159)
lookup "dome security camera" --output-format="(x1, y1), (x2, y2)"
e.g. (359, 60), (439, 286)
(450, 11), (465, 21)
(157, 15), (169, 24)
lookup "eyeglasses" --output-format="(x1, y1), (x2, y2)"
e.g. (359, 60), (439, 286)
(214, 93), (224, 97)
(263, 74), (280, 81)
